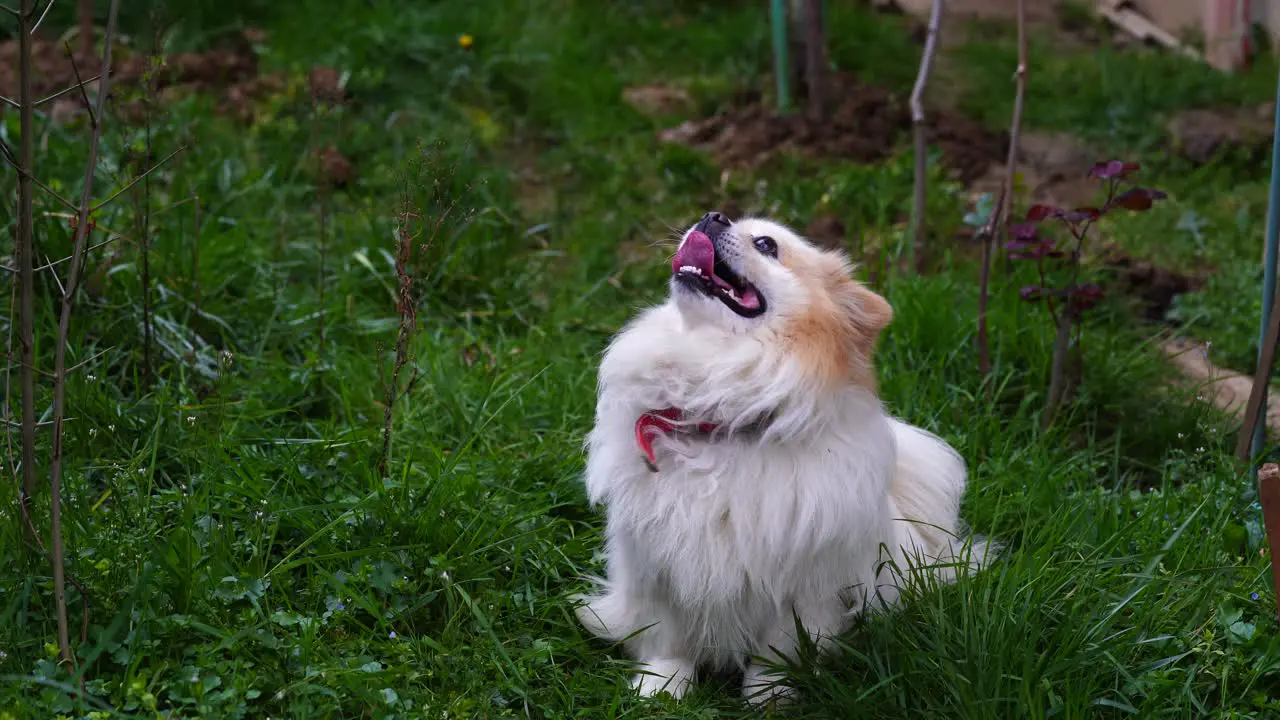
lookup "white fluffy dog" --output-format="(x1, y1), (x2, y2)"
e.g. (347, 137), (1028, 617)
(574, 212), (990, 703)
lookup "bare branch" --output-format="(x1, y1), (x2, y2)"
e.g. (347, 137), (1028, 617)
(0, 95), (16, 109)
(65, 347), (110, 376)
(1238, 290), (1280, 461)
(16, 0), (38, 502)
(30, 0), (55, 35)
(36, 73), (102, 107)
(42, 253), (66, 296)
(977, 0), (1027, 376)
(154, 195), (196, 216)
(5, 281), (27, 541)
(1, 3), (17, 14)
(4, 417), (57, 428)
(91, 146), (186, 213)
(0, 142), (81, 212)
(65, 43), (97, 128)
(909, 0), (943, 275)
(801, 0), (826, 116)
(49, 0), (121, 671)
(0, 231), (126, 274)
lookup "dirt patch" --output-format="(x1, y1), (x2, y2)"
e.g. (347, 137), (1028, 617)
(1161, 336), (1280, 436)
(805, 213), (848, 251)
(658, 72), (1005, 184)
(623, 84), (695, 118)
(0, 30), (287, 123)
(1166, 105), (1274, 165)
(1097, 247), (1205, 322)
(967, 130), (1106, 214)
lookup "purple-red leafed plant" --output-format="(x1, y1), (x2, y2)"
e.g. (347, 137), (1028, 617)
(1008, 160), (1166, 428)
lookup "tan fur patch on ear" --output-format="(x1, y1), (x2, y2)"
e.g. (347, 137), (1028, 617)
(847, 282), (893, 340)
(829, 265), (892, 390)
(782, 250), (893, 390)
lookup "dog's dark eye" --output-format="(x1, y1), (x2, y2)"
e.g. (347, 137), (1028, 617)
(753, 236), (778, 258)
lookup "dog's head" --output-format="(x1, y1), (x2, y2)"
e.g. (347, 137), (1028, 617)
(670, 212), (892, 389)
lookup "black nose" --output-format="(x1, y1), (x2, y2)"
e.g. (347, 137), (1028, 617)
(695, 211), (732, 235)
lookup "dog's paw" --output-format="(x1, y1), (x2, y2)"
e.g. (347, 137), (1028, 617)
(631, 657), (695, 700)
(742, 664), (795, 708)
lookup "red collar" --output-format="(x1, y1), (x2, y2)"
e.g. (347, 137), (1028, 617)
(634, 408), (719, 472)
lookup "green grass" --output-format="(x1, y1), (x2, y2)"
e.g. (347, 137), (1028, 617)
(3, 0), (1280, 717)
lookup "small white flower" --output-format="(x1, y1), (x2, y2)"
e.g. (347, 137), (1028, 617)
(186, 416), (196, 425)
(89, 428), (97, 438)
(108, 424), (116, 432)
(440, 570), (450, 582)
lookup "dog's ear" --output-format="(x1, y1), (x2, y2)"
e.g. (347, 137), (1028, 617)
(834, 267), (893, 389)
(826, 259), (892, 349)
(785, 250), (893, 389)
(845, 282), (893, 347)
(805, 259), (891, 389)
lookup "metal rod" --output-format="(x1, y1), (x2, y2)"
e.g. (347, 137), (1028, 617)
(1248, 65), (1280, 469)
(770, 0), (790, 113)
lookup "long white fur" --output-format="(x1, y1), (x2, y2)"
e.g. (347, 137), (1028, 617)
(574, 217), (991, 703)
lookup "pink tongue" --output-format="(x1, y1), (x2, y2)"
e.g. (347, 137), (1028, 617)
(672, 231), (715, 275)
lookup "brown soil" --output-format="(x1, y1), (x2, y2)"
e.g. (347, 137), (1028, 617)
(1166, 104), (1275, 165)
(658, 72), (1005, 185)
(966, 131), (1110, 220)
(1097, 247), (1205, 322)
(805, 213), (848, 252)
(622, 84), (695, 118)
(0, 30), (288, 123)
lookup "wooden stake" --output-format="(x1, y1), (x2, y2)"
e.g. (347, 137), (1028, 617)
(1257, 463), (1280, 618)
(1236, 283), (1280, 462)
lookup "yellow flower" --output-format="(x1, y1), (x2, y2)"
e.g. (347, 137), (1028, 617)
(458, 34), (474, 49)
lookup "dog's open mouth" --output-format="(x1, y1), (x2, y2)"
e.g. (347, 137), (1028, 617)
(671, 231), (766, 318)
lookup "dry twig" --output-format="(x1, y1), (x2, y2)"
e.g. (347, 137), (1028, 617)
(977, 0), (1028, 376)
(49, 0), (121, 668)
(801, 0), (826, 117)
(15, 0), (37, 500)
(379, 189), (420, 478)
(1237, 287), (1280, 462)
(909, 0), (942, 275)
(377, 146), (474, 477)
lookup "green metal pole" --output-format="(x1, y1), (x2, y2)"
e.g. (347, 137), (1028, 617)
(1249, 66), (1280, 470)
(770, 0), (790, 113)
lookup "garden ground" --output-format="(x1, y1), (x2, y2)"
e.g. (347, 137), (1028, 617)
(3, 0), (1280, 717)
